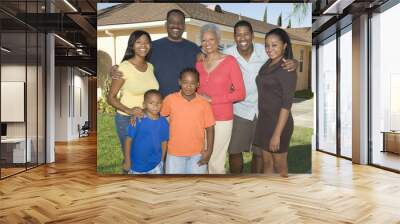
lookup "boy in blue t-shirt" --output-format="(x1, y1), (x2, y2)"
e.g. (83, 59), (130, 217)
(123, 89), (169, 174)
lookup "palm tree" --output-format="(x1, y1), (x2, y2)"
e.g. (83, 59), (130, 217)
(290, 3), (310, 24)
(277, 13), (282, 27)
(263, 6), (268, 23)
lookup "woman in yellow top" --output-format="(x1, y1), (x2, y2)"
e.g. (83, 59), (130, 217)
(107, 30), (159, 173)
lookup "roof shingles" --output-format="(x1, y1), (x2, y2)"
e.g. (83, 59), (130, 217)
(98, 3), (310, 43)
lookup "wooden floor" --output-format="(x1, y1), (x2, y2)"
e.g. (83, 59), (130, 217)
(372, 150), (400, 171)
(1, 135), (400, 223)
(1, 167), (26, 177)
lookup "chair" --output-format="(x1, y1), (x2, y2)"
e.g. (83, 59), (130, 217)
(78, 121), (90, 138)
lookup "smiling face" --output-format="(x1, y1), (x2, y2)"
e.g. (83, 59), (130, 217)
(165, 12), (185, 41)
(201, 31), (219, 55)
(265, 34), (286, 61)
(179, 71), (199, 98)
(133, 34), (151, 58)
(234, 25), (253, 52)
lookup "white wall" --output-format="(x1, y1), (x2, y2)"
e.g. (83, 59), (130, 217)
(115, 35), (129, 63)
(55, 66), (68, 141)
(1, 64), (26, 81)
(98, 36), (115, 65)
(1, 64), (28, 138)
(72, 73), (89, 138)
(1, 82), (25, 122)
(1, 62), (46, 164)
(54, 67), (89, 141)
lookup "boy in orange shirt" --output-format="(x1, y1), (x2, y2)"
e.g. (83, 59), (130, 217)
(161, 68), (215, 174)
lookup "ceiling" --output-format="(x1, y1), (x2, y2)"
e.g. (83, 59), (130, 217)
(312, 0), (390, 43)
(0, 0), (99, 75)
(9, 0), (394, 73)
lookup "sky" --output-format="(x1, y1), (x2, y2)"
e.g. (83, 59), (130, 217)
(97, 3), (312, 28)
(97, 3), (119, 11)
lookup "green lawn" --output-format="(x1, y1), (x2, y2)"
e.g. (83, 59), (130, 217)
(97, 113), (312, 174)
(97, 113), (124, 174)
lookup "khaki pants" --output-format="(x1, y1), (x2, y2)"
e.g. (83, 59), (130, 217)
(208, 120), (233, 174)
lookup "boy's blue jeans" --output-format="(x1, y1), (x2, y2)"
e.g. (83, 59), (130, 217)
(165, 154), (208, 174)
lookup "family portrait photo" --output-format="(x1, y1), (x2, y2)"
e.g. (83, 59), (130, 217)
(3, 0), (400, 222)
(97, 2), (313, 175)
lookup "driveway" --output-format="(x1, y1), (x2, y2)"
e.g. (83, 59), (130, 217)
(292, 98), (314, 129)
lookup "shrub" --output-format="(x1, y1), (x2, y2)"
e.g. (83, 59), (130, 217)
(97, 97), (115, 114)
(294, 89), (314, 99)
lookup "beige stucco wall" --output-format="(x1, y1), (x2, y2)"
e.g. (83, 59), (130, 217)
(292, 44), (312, 90)
(185, 24), (199, 44)
(97, 24), (311, 91)
(98, 27), (189, 64)
(253, 36), (264, 45)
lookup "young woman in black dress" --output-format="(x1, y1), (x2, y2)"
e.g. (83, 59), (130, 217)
(253, 28), (297, 177)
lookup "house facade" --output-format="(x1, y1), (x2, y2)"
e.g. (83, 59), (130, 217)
(97, 3), (312, 98)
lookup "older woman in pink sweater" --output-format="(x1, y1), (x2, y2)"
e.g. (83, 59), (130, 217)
(196, 23), (245, 174)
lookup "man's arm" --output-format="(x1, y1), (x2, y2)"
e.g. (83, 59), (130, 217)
(196, 52), (206, 62)
(110, 65), (124, 80)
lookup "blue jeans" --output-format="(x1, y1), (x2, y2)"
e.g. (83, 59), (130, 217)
(129, 162), (164, 174)
(114, 112), (131, 152)
(115, 113), (131, 173)
(165, 154), (208, 174)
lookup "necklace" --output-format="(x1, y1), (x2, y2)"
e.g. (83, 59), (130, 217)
(129, 60), (147, 72)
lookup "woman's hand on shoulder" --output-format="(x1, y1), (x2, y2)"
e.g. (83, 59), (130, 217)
(129, 116), (137, 127)
(126, 107), (143, 117)
(110, 65), (124, 80)
(196, 52), (206, 62)
(126, 107), (144, 126)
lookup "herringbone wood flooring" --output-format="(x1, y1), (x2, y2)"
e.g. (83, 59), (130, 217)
(1, 135), (400, 223)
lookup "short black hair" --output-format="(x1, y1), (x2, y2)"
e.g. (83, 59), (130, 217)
(144, 89), (162, 101)
(234, 20), (253, 35)
(166, 9), (185, 21)
(265, 28), (293, 59)
(179, 68), (199, 82)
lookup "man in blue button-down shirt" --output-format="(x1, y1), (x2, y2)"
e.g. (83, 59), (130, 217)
(225, 21), (297, 173)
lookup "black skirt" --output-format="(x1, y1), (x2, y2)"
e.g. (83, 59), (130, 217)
(253, 111), (293, 153)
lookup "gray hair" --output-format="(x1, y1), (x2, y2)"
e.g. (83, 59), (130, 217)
(200, 23), (221, 42)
